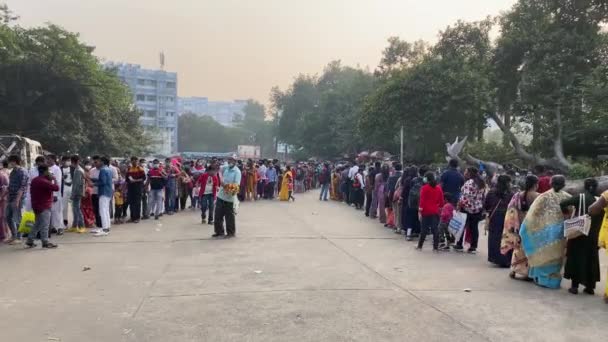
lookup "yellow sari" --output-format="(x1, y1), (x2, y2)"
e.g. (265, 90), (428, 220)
(599, 191), (608, 300)
(279, 171), (292, 201)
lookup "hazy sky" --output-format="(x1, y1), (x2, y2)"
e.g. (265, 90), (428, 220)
(9, 0), (516, 104)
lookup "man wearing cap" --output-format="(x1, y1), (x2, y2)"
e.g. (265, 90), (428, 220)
(213, 155), (242, 238)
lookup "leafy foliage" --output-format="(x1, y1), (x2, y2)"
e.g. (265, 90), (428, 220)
(178, 113), (251, 153)
(272, 1), (608, 169)
(272, 61), (375, 159)
(0, 9), (148, 156)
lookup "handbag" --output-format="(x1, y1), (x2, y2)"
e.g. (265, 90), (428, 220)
(564, 194), (591, 239)
(448, 211), (468, 242)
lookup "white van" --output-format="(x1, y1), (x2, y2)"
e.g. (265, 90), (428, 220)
(0, 134), (44, 168)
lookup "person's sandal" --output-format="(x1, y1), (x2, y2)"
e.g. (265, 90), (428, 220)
(25, 241), (37, 248)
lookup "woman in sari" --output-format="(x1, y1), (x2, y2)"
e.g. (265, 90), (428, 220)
(279, 166), (293, 201)
(501, 175), (539, 280)
(81, 164), (96, 228)
(590, 190), (608, 303)
(330, 168), (340, 201)
(238, 165), (246, 202)
(484, 175), (513, 267)
(246, 162), (257, 201)
(520, 175), (570, 289)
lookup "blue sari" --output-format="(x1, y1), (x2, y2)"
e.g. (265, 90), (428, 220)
(520, 189), (571, 289)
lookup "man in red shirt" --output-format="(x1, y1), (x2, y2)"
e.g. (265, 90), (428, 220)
(126, 156), (146, 223)
(197, 165), (219, 225)
(26, 164), (59, 249)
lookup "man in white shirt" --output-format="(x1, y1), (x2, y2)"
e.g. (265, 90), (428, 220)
(257, 161), (268, 199)
(24, 156), (46, 211)
(348, 163), (359, 205)
(61, 156), (72, 227)
(47, 155), (65, 234)
(348, 164), (359, 180)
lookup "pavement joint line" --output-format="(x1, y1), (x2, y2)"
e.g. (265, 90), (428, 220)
(292, 199), (492, 342)
(52, 236), (403, 245)
(147, 288), (399, 298)
(131, 262), (172, 319)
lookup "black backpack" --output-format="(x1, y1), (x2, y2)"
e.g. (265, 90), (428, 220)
(407, 177), (424, 208)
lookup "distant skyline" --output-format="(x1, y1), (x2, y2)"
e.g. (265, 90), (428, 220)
(8, 0), (517, 104)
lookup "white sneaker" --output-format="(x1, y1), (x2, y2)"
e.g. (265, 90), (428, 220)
(90, 229), (101, 234)
(93, 230), (109, 237)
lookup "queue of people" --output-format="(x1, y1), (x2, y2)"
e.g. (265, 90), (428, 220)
(0, 154), (317, 248)
(0, 154), (254, 247)
(325, 158), (608, 303)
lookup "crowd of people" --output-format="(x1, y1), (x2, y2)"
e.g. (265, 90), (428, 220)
(2, 152), (608, 303)
(0, 154), (325, 248)
(323, 159), (608, 303)
(0, 154), (254, 246)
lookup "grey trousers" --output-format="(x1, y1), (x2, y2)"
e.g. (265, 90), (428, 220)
(28, 209), (51, 244)
(148, 189), (164, 217)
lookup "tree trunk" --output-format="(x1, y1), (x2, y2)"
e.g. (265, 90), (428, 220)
(532, 110), (541, 153)
(502, 110), (511, 147)
(476, 116), (484, 142)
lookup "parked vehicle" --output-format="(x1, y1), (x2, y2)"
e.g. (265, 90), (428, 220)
(0, 134), (44, 168)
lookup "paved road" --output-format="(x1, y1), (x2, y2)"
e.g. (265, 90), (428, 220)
(1, 192), (607, 341)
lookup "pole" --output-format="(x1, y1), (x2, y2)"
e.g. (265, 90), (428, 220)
(400, 125), (404, 166)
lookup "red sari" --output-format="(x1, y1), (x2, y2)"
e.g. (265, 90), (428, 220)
(81, 182), (95, 228)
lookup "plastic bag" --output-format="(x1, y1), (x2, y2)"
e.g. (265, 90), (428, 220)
(448, 212), (467, 243)
(18, 211), (35, 234)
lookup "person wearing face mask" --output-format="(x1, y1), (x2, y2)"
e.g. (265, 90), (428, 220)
(61, 156), (72, 228)
(146, 159), (166, 220)
(164, 158), (179, 215)
(213, 155), (242, 238)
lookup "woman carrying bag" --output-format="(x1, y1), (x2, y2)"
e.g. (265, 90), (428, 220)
(560, 179), (602, 295)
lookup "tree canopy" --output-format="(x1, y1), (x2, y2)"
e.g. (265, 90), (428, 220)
(271, 0), (608, 171)
(0, 5), (148, 156)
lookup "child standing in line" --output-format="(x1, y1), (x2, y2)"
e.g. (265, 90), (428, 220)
(438, 192), (456, 251)
(416, 172), (444, 251)
(114, 179), (126, 225)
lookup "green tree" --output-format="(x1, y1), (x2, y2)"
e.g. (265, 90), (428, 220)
(490, 0), (608, 170)
(238, 99), (275, 156)
(0, 7), (148, 155)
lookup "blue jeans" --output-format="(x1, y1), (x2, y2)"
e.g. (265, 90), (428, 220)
(165, 183), (176, 213)
(200, 194), (214, 222)
(320, 183), (329, 200)
(72, 196), (85, 228)
(6, 200), (23, 239)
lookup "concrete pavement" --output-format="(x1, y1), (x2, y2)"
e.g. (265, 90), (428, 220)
(1, 192), (607, 341)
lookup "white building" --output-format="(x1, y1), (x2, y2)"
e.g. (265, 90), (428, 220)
(108, 62), (178, 155)
(178, 97), (246, 126)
